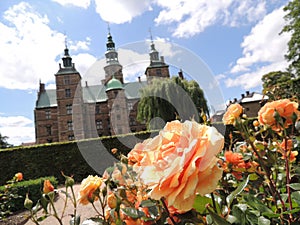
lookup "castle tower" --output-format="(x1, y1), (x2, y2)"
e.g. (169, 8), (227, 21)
(105, 76), (130, 135)
(103, 29), (124, 84)
(55, 44), (85, 141)
(145, 33), (170, 81)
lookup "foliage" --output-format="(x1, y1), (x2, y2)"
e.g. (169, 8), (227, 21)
(0, 133), (13, 149)
(0, 131), (157, 186)
(261, 71), (296, 100)
(0, 175), (58, 218)
(281, 0), (300, 77)
(137, 76), (209, 129)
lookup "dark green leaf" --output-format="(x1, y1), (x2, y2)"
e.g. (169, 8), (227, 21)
(121, 207), (145, 219)
(207, 206), (231, 225)
(193, 195), (213, 213)
(288, 183), (300, 191)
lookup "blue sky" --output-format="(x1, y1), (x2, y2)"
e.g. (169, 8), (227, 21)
(0, 0), (291, 145)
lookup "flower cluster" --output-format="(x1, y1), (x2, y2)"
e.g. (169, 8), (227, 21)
(22, 98), (300, 225)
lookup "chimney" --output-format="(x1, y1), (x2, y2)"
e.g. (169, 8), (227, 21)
(234, 98), (237, 103)
(138, 76), (141, 82)
(246, 91), (250, 96)
(85, 81), (88, 87)
(241, 94), (245, 98)
(160, 56), (164, 63)
(178, 69), (184, 79)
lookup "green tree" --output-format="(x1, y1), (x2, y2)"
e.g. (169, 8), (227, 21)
(261, 71), (295, 100)
(0, 133), (12, 149)
(137, 77), (209, 129)
(281, 0), (300, 77)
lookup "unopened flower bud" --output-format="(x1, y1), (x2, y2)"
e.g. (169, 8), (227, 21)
(24, 194), (33, 210)
(253, 120), (259, 127)
(107, 193), (117, 209)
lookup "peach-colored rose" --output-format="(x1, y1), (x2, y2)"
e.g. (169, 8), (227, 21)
(14, 172), (23, 181)
(128, 120), (224, 211)
(258, 99), (300, 131)
(222, 104), (243, 125)
(224, 151), (244, 166)
(278, 139), (298, 162)
(78, 175), (102, 205)
(43, 180), (54, 194)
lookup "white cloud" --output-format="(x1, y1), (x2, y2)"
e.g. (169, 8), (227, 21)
(0, 2), (94, 90)
(52, 0), (91, 9)
(154, 0), (268, 38)
(94, 0), (152, 24)
(0, 116), (35, 146)
(226, 7), (290, 89)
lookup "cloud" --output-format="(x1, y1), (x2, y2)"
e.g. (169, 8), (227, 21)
(226, 7), (290, 89)
(0, 2), (94, 90)
(94, 0), (152, 24)
(154, 0), (268, 38)
(52, 0), (91, 9)
(0, 116), (35, 146)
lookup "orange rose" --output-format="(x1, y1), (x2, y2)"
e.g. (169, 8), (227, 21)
(78, 175), (102, 205)
(43, 180), (54, 194)
(222, 104), (243, 125)
(278, 139), (298, 162)
(128, 120), (224, 211)
(258, 99), (300, 131)
(224, 151), (244, 166)
(14, 172), (23, 181)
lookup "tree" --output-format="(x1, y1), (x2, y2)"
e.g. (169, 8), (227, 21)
(261, 71), (295, 100)
(137, 77), (209, 129)
(0, 133), (12, 149)
(281, 0), (300, 77)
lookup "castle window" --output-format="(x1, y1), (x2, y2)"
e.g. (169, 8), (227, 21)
(45, 110), (51, 119)
(129, 117), (136, 126)
(46, 125), (52, 135)
(96, 120), (103, 129)
(95, 105), (100, 114)
(128, 102), (133, 111)
(64, 76), (70, 85)
(115, 104), (120, 110)
(65, 89), (71, 98)
(156, 69), (162, 76)
(117, 114), (121, 120)
(68, 135), (75, 141)
(66, 104), (72, 114)
(67, 120), (73, 131)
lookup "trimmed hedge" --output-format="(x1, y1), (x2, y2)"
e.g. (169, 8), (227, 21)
(0, 176), (58, 213)
(0, 131), (158, 186)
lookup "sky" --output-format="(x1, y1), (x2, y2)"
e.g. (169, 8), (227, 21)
(0, 0), (292, 146)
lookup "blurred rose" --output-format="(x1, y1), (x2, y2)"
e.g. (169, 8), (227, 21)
(222, 104), (243, 125)
(128, 120), (224, 211)
(43, 180), (54, 194)
(258, 99), (300, 131)
(278, 139), (298, 162)
(14, 172), (23, 181)
(78, 175), (102, 205)
(107, 193), (117, 209)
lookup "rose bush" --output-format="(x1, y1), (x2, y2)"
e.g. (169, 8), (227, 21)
(20, 98), (300, 225)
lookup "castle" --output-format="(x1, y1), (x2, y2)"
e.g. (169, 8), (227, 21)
(34, 32), (171, 144)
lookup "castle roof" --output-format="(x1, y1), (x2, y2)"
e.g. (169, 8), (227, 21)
(35, 81), (147, 108)
(106, 76), (123, 91)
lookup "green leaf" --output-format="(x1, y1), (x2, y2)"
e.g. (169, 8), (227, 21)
(258, 216), (270, 225)
(139, 199), (157, 208)
(121, 207), (145, 219)
(291, 191), (300, 205)
(288, 183), (300, 191)
(193, 195), (213, 213)
(207, 206), (232, 225)
(227, 175), (249, 207)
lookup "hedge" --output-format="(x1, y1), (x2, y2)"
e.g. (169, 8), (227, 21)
(0, 131), (158, 186)
(0, 176), (58, 213)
